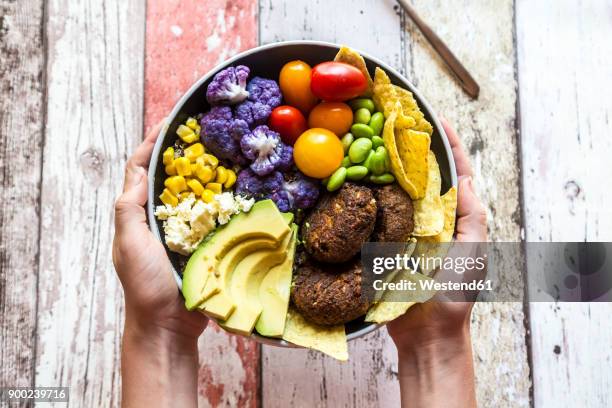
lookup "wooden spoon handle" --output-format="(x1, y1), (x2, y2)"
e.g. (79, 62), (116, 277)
(397, 0), (480, 99)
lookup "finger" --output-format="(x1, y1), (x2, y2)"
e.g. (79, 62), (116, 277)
(441, 118), (473, 178)
(115, 166), (148, 234)
(128, 119), (166, 171)
(455, 175), (487, 242)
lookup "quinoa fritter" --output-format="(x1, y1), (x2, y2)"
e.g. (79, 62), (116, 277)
(291, 258), (370, 326)
(302, 183), (377, 263)
(372, 184), (414, 242)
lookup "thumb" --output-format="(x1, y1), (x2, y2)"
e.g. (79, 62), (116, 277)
(114, 165), (148, 233)
(455, 176), (487, 242)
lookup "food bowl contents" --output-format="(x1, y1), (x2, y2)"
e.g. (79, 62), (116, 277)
(153, 45), (459, 360)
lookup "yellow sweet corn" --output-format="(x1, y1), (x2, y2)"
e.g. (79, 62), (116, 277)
(206, 182), (222, 194)
(175, 157), (192, 176)
(195, 164), (213, 184)
(162, 147), (175, 166)
(184, 143), (205, 162)
(176, 124), (198, 143)
(190, 163), (198, 174)
(178, 192), (192, 201)
(215, 166), (228, 184)
(165, 163), (177, 176)
(194, 124), (201, 135)
(201, 153), (219, 168)
(159, 188), (178, 207)
(186, 117), (198, 130)
(187, 179), (204, 196)
(201, 189), (216, 203)
(164, 176), (187, 195)
(224, 169), (237, 189)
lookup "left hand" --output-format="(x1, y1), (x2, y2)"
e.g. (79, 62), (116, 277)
(112, 120), (207, 340)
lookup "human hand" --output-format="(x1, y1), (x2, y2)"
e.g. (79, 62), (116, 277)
(112, 120), (208, 342)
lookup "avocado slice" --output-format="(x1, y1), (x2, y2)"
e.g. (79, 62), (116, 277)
(219, 228), (293, 336)
(181, 200), (290, 310)
(255, 224), (298, 337)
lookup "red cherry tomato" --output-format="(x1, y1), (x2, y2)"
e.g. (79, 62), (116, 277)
(310, 62), (368, 102)
(269, 105), (308, 145)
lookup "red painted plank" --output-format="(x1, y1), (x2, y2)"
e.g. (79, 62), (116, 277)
(144, 1), (259, 406)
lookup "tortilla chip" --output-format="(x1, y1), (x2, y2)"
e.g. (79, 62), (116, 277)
(396, 128), (430, 199)
(334, 46), (373, 97)
(374, 67), (391, 86)
(383, 106), (413, 195)
(412, 151), (444, 236)
(422, 187), (458, 243)
(282, 308), (348, 361)
(365, 269), (437, 323)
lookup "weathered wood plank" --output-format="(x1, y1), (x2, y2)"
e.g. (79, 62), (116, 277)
(516, 1), (612, 406)
(0, 0), (45, 394)
(33, 1), (145, 406)
(144, 1), (260, 407)
(260, 1), (403, 407)
(404, 1), (531, 406)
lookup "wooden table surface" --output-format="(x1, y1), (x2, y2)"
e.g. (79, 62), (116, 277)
(1, 0), (610, 406)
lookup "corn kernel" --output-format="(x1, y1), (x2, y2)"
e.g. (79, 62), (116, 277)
(186, 117), (199, 130)
(165, 163), (177, 176)
(194, 124), (201, 135)
(224, 169), (237, 189)
(195, 164), (213, 183)
(164, 176), (187, 195)
(179, 191), (192, 201)
(176, 124), (198, 143)
(206, 182), (222, 194)
(190, 163), (198, 174)
(187, 179), (205, 196)
(202, 153), (219, 168)
(162, 147), (175, 166)
(159, 188), (178, 207)
(201, 189), (216, 203)
(175, 157), (192, 176)
(215, 166), (228, 184)
(184, 143), (205, 162)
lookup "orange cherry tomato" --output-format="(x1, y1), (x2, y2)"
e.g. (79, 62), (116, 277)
(279, 60), (319, 114)
(293, 128), (343, 179)
(308, 102), (353, 136)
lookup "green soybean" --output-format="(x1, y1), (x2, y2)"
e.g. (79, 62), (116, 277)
(348, 98), (375, 113)
(346, 165), (368, 181)
(354, 108), (371, 125)
(362, 149), (375, 169)
(341, 156), (351, 168)
(371, 135), (384, 150)
(369, 112), (384, 136)
(377, 146), (390, 172)
(326, 167), (347, 192)
(370, 147), (387, 176)
(370, 173), (395, 184)
(351, 123), (374, 139)
(348, 138), (373, 163)
(341, 133), (354, 153)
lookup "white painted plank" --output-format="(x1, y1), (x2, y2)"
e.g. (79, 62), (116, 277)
(517, 0), (612, 406)
(404, 1), (531, 405)
(34, 0), (145, 406)
(0, 0), (45, 392)
(260, 1), (403, 406)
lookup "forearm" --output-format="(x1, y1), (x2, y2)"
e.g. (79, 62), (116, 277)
(121, 315), (200, 408)
(396, 329), (476, 408)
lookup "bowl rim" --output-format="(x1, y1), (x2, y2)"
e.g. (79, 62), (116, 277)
(147, 40), (457, 347)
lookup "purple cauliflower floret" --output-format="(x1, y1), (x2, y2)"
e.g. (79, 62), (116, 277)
(268, 172), (320, 211)
(206, 65), (250, 105)
(240, 125), (285, 176)
(277, 144), (294, 172)
(235, 169), (283, 199)
(200, 106), (248, 165)
(246, 77), (282, 108)
(235, 100), (272, 127)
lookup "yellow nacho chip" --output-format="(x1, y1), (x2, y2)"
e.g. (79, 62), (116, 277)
(412, 151), (444, 236)
(282, 308), (348, 361)
(374, 66), (391, 86)
(382, 106), (414, 197)
(422, 187), (458, 243)
(334, 46), (373, 97)
(396, 128), (430, 199)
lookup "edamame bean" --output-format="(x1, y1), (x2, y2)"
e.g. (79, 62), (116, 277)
(341, 133), (354, 153)
(369, 173), (395, 184)
(362, 149), (375, 169)
(341, 156), (351, 168)
(370, 147), (387, 176)
(351, 123), (374, 139)
(348, 138), (373, 163)
(371, 135), (384, 150)
(348, 98), (375, 113)
(369, 112), (384, 136)
(354, 108), (371, 125)
(326, 167), (347, 192)
(346, 165), (368, 181)
(377, 146), (390, 172)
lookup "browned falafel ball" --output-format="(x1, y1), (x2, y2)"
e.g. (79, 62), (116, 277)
(302, 183), (377, 263)
(291, 258), (370, 326)
(372, 184), (415, 242)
